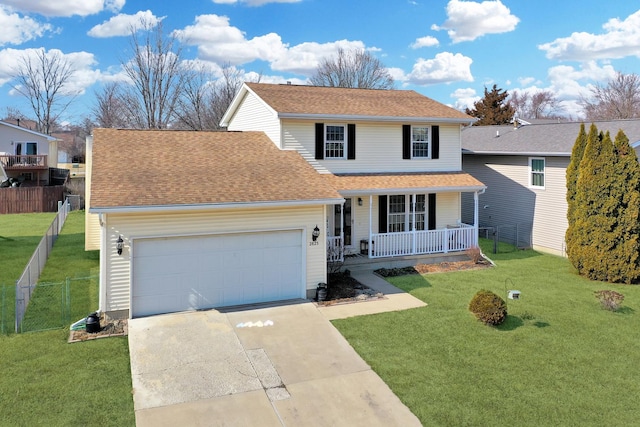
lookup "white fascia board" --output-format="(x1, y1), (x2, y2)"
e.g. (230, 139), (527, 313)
(89, 197), (345, 214)
(463, 150), (571, 157)
(339, 185), (486, 196)
(0, 120), (58, 141)
(278, 113), (476, 125)
(219, 84), (279, 127)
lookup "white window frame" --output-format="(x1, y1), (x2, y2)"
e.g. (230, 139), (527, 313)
(325, 124), (347, 159)
(387, 194), (428, 232)
(411, 126), (430, 159)
(529, 157), (545, 189)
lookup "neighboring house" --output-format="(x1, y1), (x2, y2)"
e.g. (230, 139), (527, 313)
(87, 83), (486, 319)
(461, 119), (640, 256)
(0, 120), (59, 186)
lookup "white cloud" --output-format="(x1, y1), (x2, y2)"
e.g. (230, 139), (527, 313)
(539, 10), (640, 61)
(1, 0), (123, 18)
(211, 0), (302, 5)
(410, 36), (439, 49)
(407, 52), (474, 85)
(0, 6), (53, 46)
(432, 0), (519, 43)
(175, 14), (370, 75)
(88, 11), (163, 38)
(0, 48), (101, 96)
(451, 87), (478, 111)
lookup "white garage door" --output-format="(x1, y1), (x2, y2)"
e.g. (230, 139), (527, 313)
(132, 230), (304, 317)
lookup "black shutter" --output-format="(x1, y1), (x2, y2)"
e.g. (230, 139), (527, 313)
(347, 124), (356, 160)
(315, 123), (324, 160)
(428, 193), (437, 230)
(431, 125), (439, 159)
(378, 195), (387, 233)
(402, 125), (411, 159)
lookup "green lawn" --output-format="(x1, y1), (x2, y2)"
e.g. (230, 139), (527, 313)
(0, 212), (135, 426)
(333, 242), (640, 426)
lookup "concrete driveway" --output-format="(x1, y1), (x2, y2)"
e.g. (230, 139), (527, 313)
(129, 301), (422, 426)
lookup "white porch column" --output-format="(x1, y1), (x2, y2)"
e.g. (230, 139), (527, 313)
(473, 190), (480, 246)
(368, 195), (373, 257)
(411, 193), (416, 255)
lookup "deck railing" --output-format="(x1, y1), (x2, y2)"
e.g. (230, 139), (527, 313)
(0, 154), (47, 169)
(370, 224), (476, 258)
(327, 236), (343, 262)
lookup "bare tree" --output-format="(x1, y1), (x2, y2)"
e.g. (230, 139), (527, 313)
(12, 49), (76, 134)
(92, 82), (132, 128)
(309, 48), (394, 89)
(510, 89), (563, 119)
(581, 72), (640, 120)
(174, 63), (259, 130)
(119, 20), (185, 129)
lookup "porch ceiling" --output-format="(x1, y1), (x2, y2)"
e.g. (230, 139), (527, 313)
(324, 171), (486, 195)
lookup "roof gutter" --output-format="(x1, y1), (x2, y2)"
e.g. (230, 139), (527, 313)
(90, 197), (345, 215)
(278, 113), (476, 125)
(338, 185), (487, 196)
(463, 150), (571, 157)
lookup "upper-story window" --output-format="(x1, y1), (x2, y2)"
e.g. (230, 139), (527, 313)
(529, 157), (545, 188)
(412, 127), (430, 158)
(325, 125), (346, 159)
(403, 125), (439, 160)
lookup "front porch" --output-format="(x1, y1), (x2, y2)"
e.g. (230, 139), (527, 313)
(327, 223), (476, 263)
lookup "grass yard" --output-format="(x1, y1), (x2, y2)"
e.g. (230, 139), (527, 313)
(333, 241), (640, 426)
(0, 212), (135, 426)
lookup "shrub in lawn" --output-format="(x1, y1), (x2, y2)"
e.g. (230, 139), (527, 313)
(466, 246), (483, 264)
(594, 290), (624, 311)
(469, 289), (507, 326)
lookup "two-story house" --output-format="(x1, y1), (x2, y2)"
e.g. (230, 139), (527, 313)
(86, 83), (485, 319)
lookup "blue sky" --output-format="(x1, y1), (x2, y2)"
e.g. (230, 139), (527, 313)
(0, 0), (639, 124)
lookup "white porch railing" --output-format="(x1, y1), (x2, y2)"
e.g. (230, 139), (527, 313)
(327, 236), (343, 262)
(369, 224), (475, 258)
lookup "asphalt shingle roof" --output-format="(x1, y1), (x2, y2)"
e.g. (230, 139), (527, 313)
(462, 119), (640, 156)
(246, 83), (474, 121)
(325, 172), (485, 193)
(90, 129), (342, 210)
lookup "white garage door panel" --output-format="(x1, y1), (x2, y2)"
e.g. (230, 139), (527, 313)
(132, 230), (304, 317)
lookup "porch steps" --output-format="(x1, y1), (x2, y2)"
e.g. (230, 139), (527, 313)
(342, 252), (468, 272)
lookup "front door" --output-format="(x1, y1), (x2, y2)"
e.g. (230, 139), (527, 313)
(333, 198), (353, 247)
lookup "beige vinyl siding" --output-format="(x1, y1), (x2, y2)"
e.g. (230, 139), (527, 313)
(226, 91), (282, 148)
(101, 205), (326, 313)
(283, 120), (462, 174)
(84, 135), (101, 251)
(462, 155), (569, 255)
(435, 192), (461, 228)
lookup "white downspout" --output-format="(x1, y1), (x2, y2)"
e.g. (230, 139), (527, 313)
(474, 188), (486, 247)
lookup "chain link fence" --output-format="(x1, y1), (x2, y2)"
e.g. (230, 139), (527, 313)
(479, 222), (533, 253)
(12, 275), (98, 334)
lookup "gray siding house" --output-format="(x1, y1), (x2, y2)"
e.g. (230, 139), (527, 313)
(461, 119), (640, 256)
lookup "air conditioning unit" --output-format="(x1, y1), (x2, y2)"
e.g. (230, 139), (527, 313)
(508, 290), (521, 300)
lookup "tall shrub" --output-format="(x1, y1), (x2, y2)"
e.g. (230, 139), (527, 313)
(565, 123), (587, 264)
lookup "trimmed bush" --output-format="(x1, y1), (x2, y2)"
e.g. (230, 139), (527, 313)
(594, 290), (624, 312)
(468, 290), (507, 326)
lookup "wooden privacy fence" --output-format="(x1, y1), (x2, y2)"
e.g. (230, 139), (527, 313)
(0, 185), (65, 214)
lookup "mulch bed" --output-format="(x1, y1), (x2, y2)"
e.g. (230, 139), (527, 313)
(68, 314), (128, 343)
(316, 272), (384, 306)
(375, 259), (492, 277)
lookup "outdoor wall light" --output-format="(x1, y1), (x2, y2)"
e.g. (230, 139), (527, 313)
(116, 235), (124, 255)
(312, 225), (320, 242)
(358, 197), (363, 206)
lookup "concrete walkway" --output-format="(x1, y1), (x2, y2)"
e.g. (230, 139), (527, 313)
(129, 271), (426, 426)
(316, 270), (427, 320)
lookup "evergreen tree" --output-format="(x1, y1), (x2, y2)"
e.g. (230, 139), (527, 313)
(565, 123), (587, 265)
(572, 129), (617, 281)
(608, 130), (640, 282)
(465, 84), (515, 126)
